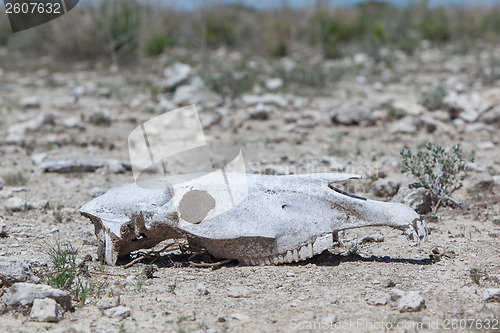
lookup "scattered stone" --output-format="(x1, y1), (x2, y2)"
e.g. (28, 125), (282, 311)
(0, 223), (7, 238)
(196, 283), (210, 296)
(20, 96), (40, 109)
(241, 94), (288, 108)
(30, 298), (63, 323)
(103, 305), (131, 319)
(163, 62), (192, 91)
(227, 286), (250, 298)
(444, 91), (492, 122)
(0, 178), (3, 191)
(265, 78), (283, 90)
(331, 107), (377, 126)
(483, 289), (500, 302)
(4, 197), (26, 212)
(1, 282), (72, 311)
(0, 258), (40, 287)
(6, 113), (56, 145)
(392, 187), (433, 214)
(398, 291), (426, 312)
(98, 87), (112, 98)
(419, 114), (449, 134)
(477, 141), (495, 150)
(248, 103), (271, 120)
(391, 100), (427, 116)
(231, 313), (251, 322)
(382, 279), (396, 288)
(362, 234), (384, 243)
(322, 314), (338, 324)
(321, 156), (346, 172)
(373, 178), (400, 197)
(494, 176), (500, 187)
(492, 216), (500, 225)
(88, 187), (105, 197)
(389, 116), (419, 134)
(366, 294), (388, 306)
(173, 76), (205, 105)
(466, 172), (494, 193)
(88, 109), (112, 126)
(62, 116), (85, 129)
(480, 106), (500, 127)
(38, 159), (130, 173)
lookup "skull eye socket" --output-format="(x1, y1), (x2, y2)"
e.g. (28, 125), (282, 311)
(178, 190), (215, 224)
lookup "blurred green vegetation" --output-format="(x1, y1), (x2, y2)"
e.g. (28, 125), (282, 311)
(0, 0), (500, 62)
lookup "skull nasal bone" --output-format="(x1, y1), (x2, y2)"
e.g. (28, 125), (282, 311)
(179, 190), (216, 224)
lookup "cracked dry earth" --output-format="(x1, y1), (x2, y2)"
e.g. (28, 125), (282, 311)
(0, 48), (500, 332)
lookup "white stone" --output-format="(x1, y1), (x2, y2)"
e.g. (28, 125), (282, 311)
(4, 197), (25, 212)
(265, 78), (283, 90)
(103, 305), (131, 319)
(477, 141), (495, 150)
(398, 291), (426, 312)
(228, 286), (250, 298)
(20, 96), (40, 109)
(1, 282), (71, 310)
(163, 62), (192, 90)
(30, 298), (63, 322)
(196, 283), (209, 296)
(483, 289), (500, 302)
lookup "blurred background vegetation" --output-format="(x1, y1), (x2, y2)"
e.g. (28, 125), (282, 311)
(0, 0), (499, 62)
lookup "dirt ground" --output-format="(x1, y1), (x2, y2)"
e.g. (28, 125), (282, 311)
(0, 45), (499, 332)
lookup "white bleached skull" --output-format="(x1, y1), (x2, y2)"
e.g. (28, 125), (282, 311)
(79, 173), (428, 265)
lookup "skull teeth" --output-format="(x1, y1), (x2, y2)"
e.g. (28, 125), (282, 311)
(241, 233), (334, 265)
(404, 219), (429, 244)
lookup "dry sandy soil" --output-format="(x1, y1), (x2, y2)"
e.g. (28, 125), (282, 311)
(0, 45), (499, 332)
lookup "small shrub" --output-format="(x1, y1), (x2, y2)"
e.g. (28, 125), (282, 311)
(44, 242), (79, 289)
(419, 85), (447, 111)
(2, 172), (28, 186)
(400, 142), (475, 212)
(469, 268), (487, 285)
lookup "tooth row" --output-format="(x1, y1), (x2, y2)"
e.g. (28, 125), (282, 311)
(241, 233), (334, 266)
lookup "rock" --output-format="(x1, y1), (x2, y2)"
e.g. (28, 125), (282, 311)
(88, 109), (112, 126)
(103, 305), (131, 319)
(362, 234), (384, 243)
(391, 100), (427, 116)
(382, 279), (396, 288)
(389, 289), (406, 307)
(392, 187), (433, 214)
(444, 92), (492, 123)
(62, 116), (85, 129)
(321, 156), (346, 172)
(88, 187), (105, 197)
(163, 62), (192, 91)
(483, 289), (500, 302)
(389, 116), (419, 134)
(331, 107), (377, 126)
(173, 76), (205, 105)
(265, 78), (283, 90)
(494, 176), (500, 187)
(20, 96), (40, 109)
(493, 216), (500, 225)
(398, 291), (426, 312)
(366, 294), (388, 306)
(477, 141), (495, 150)
(248, 103), (271, 120)
(98, 87), (112, 98)
(0, 178), (3, 190)
(227, 286), (250, 298)
(38, 159), (130, 173)
(1, 283), (72, 311)
(466, 172), (494, 193)
(241, 94), (288, 108)
(196, 283), (209, 296)
(231, 313), (251, 322)
(0, 223), (7, 238)
(0, 258), (40, 287)
(322, 314), (338, 324)
(30, 298), (63, 322)
(4, 197), (26, 212)
(373, 179), (400, 197)
(419, 115), (449, 134)
(6, 113), (56, 145)
(480, 106), (500, 127)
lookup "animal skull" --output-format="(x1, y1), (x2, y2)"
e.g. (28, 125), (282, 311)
(79, 173), (428, 265)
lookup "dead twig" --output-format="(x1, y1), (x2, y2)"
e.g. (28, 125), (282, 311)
(188, 259), (233, 268)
